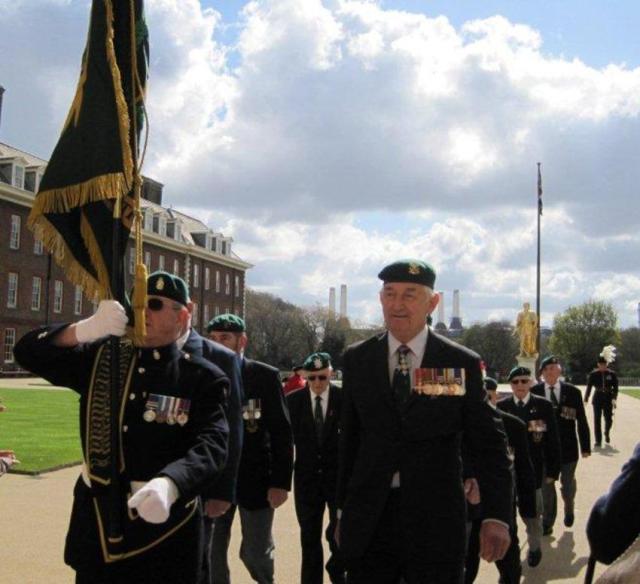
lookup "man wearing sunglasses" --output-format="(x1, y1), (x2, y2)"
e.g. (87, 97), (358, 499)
(206, 314), (293, 584)
(497, 366), (561, 569)
(336, 259), (513, 584)
(287, 352), (346, 584)
(531, 355), (590, 536)
(13, 273), (230, 584)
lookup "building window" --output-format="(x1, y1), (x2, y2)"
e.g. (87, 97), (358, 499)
(144, 251), (151, 270)
(144, 210), (153, 231)
(215, 305), (220, 316)
(10, 215), (21, 250)
(234, 275), (240, 297)
(159, 217), (167, 237)
(225, 274), (231, 295)
(211, 237), (217, 253)
(31, 277), (42, 311)
(7, 272), (18, 308)
(173, 259), (180, 276)
(33, 237), (44, 255)
(13, 165), (25, 189)
(221, 241), (227, 255)
(204, 268), (210, 291)
(203, 304), (209, 326)
(74, 286), (83, 315)
(129, 248), (136, 275)
(4, 329), (16, 363)
(215, 270), (220, 293)
(158, 255), (165, 271)
(54, 280), (63, 313)
(193, 263), (200, 288)
(192, 302), (199, 326)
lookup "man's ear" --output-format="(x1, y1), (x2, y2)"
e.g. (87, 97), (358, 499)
(186, 301), (194, 316)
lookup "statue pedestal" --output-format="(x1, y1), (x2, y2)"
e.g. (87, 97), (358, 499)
(516, 355), (538, 377)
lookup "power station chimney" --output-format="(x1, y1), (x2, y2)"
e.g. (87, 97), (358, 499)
(449, 289), (463, 331)
(339, 284), (347, 319)
(436, 290), (446, 328)
(329, 287), (336, 317)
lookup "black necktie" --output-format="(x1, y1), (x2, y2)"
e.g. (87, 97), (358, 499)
(392, 345), (411, 404)
(548, 386), (559, 407)
(314, 395), (324, 443)
(517, 400), (525, 408)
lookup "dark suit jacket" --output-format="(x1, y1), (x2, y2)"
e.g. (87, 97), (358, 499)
(336, 330), (512, 562)
(585, 368), (619, 403)
(236, 358), (293, 510)
(531, 381), (590, 464)
(287, 383), (341, 502)
(587, 443), (640, 564)
(183, 329), (244, 503)
(497, 394), (561, 489)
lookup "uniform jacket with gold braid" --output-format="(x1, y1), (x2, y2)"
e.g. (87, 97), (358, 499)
(336, 329), (513, 563)
(585, 368), (619, 403)
(13, 324), (229, 579)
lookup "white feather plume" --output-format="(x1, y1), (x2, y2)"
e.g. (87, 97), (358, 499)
(600, 345), (617, 365)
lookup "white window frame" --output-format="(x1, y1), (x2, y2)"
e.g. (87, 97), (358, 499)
(13, 165), (25, 189)
(10, 215), (21, 250)
(193, 263), (200, 288)
(225, 274), (231, 295)
(7, 272), (18, 308)
(192, 302), (199, 326)
(173, 259), (180, 276)
(204, 267), (210, 291)
(4, 328), (16, 363)
(235, 275), (240, 297)
(74, 285), (83, 315)
(144, 251), (151, 270)
(33, 237), (44, 255)
(215, 270), (220, 293)
(158, 255), (165, 271)
(54, 280), (63, 313)
(31, 276), (42, 311)
(203, 304), (209, 326)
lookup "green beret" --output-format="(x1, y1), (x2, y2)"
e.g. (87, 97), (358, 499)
(207, 313), (246, 333)
(508, 366), (531, 381)
(147, 271), (189, 306)
(378, 259), (436, 288)
(302, 352), (332, 371)
(539, 355), (560, 372)
(484, 377), (498, 391)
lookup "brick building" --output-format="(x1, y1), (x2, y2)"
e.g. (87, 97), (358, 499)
(0, 141), (251, 372)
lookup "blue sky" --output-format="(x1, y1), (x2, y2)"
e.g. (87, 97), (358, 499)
(1, 0), (639, 329)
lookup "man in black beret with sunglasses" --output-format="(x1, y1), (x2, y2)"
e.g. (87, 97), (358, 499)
(13, 272), (230, 584)
(287, 352), (346, 584)
(336, 259), (513, 584)
(497, 366), (561, 568)
(206, 314), (293, 584)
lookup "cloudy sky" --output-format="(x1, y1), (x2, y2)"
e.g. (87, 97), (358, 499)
(1, 0), (639, 328)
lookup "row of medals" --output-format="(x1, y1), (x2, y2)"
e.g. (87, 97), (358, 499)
(143, 394), (190, 426)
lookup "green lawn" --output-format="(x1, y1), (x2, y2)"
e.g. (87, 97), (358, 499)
(0, 387), (81, 474)
(621, 388), (640, 400)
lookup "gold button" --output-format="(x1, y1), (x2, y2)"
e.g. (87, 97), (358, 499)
(129, 394), (136, 400)
(138, 367), (146, 374)
(123, 425), (128, 432)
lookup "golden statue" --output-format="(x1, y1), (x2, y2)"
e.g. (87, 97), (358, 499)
(514, 302), (538, 357)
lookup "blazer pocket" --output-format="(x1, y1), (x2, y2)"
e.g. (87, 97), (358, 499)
(402, 396), (462, 440)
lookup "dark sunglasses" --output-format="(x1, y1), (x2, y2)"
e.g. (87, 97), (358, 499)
(147, 298), (168, 311)
(510, 379), (530, 385)
(307, 375), (328, 381)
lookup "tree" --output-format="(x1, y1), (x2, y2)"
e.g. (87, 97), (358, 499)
(460, 321), (519, 381)
(548, 300), (620, 384)
(618, 328), (640, 377)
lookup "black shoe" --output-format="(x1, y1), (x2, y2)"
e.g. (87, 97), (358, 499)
(527, 548), (542, 567)
(543, 524), (553, 536)
(594, 442), (602, 448)
(564, 512), (575, 527)
(605, 433), (611, 444)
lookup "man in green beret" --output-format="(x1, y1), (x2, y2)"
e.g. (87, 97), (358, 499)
(206, 314), (293, 584)
(287, 352), (346, 584)
(497, 366), (561, 568)
(13, 274), (230, 583)
(336, 259), (513, 583)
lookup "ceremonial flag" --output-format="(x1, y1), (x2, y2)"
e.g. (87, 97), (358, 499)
(537, 162), (543, 216)
(28, 0), (148, 304)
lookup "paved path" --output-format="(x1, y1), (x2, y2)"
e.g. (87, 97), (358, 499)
(1, 381), (638, 583)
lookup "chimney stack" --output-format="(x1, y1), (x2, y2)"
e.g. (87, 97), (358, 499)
(329, 287), (336, 317)
(339, 284), (347, 319)
(436, 290), (446, 327)
(449, 289), (463, 331)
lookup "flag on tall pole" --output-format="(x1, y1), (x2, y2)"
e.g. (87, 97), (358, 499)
(536, 162), (542, 366)
(26, 0), (149, 557)
(538, 162), (543, 216)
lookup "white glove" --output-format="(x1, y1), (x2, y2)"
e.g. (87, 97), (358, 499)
(127, 477), (179, 524)
(75, 300), (128, 343)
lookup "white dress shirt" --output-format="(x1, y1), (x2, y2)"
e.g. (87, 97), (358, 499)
(309, 386), (329, 419)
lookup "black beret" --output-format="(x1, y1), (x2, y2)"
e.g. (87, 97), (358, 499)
(539, 355), (560, 371)
(484, 377), (498, 391)
(302, 352), (332, 371)
(378, 259), (436, 288)
(597, 356), (607, 364)
(147, 271), (189, 306)
(206, 313), (246, 333)
(508, 366), (531, 381)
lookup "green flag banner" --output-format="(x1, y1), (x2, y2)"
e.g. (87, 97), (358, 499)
(29, 0), (148, 302)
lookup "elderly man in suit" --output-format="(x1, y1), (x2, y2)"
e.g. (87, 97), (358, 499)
(497, 366), (561, 568)
(336, 259), (513, 584)
(207, 314), (293, 584)
(531, 355), (590, 535)
(287, 352), (346, 584)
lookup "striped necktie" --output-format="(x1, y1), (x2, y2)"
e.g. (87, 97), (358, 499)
(392, 345), (411, 404)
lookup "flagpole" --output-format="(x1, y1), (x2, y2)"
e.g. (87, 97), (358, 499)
(536, 162), (542, 374)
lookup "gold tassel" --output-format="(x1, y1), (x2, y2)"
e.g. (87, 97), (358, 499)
(131, 262), (147, 346)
